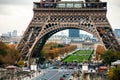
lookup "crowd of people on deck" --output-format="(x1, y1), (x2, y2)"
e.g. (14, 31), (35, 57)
(40, 0), (103, 8)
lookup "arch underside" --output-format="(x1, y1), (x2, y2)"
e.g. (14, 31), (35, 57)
(17, 14), (120, 60)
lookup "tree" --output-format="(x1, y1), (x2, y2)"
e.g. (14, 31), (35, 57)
(109, 66), (120, 80)
(0, 48), (7, 56)
(0, 41), (19, 65)
(17, 59), (25, 67)
(0, 41), (8, 56)
(95, 45), (105, 60)
(42, 42), (77, 61)
(101, 49), (120, 65)
(38, 51), (45, 64)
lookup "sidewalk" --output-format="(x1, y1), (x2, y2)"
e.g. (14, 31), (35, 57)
(22, 71), (44, 80)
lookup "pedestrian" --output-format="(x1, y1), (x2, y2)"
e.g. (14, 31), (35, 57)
(59, 77), (64, 80)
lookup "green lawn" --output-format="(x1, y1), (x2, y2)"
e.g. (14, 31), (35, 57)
(62, 50), (93, 63)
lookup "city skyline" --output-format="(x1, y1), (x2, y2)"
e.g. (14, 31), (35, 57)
(0, 0), (120, 36)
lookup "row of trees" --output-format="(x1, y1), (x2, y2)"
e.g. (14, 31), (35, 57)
(0, 41), (77, 66)
(96, 45), (120, 65)
(0, 41), (19, 66)
(42, 42), (77, 61)
(95, 45), (120, 80)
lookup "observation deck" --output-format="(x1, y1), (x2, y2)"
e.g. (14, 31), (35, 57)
(33, 1), (107, 12)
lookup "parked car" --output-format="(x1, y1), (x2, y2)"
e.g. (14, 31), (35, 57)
(98, 66), (108, 71)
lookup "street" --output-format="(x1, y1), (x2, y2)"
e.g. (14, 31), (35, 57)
(35, 69), (74, 80)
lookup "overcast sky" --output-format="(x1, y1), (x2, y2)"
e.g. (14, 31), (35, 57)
(0, 0), (120, 35)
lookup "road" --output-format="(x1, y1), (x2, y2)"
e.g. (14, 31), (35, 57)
(34, 68), (108, 80)
(35, 69), (75, 80)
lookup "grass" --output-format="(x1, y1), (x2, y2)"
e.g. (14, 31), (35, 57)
(62, 50), (93, 63)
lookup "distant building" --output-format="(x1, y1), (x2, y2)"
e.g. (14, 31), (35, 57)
(69, 29), (79, 38)
(2, 32), (11, 37)
(2, 33), (8, 37)
(0, 36), (21, 44)
(80, 34), (91, 40)
(46, 34), (101, 49)
(12, 30), (17, 37)
(114, 29), (120, 38)
(1, 30), (17, 38)
(3, 32), (12, 37)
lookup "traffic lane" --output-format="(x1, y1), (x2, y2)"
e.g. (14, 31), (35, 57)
(35, 69), (76, 80)
(36, 70), (58, 80)
(49, 70), (73, 80)
(64, 71), (73, 80)
(49, 71), (64, 80)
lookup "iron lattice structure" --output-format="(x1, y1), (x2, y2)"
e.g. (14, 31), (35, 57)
(17, 0), (120, 61)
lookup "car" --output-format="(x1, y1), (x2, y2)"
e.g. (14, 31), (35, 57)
(66, 73), (69, 75)
(98, 66), (108, 71)
(63, 74), (66, 78)
(22, 67), (30, 72)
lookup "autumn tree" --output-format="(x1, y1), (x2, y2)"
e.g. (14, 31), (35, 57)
(17, 58), (25, 67)
(0, 41), (8, 56)
(0, 41), (19, 66)
(109, 66), (120, 80)
(95, 45), (105, 60)
(42, 42), (77, 61)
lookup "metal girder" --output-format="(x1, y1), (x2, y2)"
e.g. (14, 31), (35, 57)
(16, 1), (120, 62)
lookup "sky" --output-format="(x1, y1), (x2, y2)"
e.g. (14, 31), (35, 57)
(0, 0), (120, 36)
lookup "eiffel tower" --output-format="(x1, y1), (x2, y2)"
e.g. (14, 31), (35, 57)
(17, 0), (120, 61)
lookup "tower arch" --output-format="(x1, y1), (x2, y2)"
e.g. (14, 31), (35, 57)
(17, 0), (120, 61)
